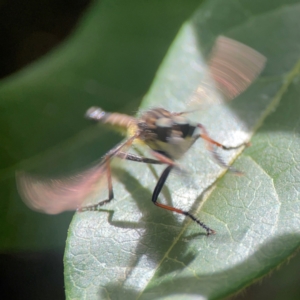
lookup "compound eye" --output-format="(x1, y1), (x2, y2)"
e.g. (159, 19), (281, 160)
(155, 117), (173, 142)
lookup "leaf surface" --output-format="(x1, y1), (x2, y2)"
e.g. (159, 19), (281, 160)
(65, 0), (300, 299)
(0, 0), (200, 250)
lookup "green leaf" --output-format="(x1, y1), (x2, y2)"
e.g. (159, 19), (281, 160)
(0, 0), (200, 250)
(65, 0), (300, 299)
(1, 0), (299, 298)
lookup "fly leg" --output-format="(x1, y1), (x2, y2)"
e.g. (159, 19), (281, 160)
(79, 136), (140, 212)
(115, 152), (163, 164)
(152, 165), (215, 235)
(79, 157), (115, 211)
(197, 124), (249, 175)
(80, 146), (165, 212)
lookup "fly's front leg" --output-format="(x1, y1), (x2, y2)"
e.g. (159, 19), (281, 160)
(197, 123), (249, 174)
(152, 165), (215, 235)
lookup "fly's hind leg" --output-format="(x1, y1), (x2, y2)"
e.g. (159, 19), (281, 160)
(197, 124), (250, 175)
(119, 152), (209, 232)
(152, 165), (215, 235)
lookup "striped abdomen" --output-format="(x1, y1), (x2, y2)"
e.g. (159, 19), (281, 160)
(85, 107), (136, 133)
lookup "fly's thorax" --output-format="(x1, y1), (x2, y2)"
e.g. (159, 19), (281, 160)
(127, 122), (144, 145)
(137, 108), (198, 160)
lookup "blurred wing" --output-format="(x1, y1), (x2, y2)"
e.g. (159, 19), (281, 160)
(16, 135), (137, 214)
(209, 36), (266, 100)
(16, 161), (108, 214)
(189, 36), (266, 107)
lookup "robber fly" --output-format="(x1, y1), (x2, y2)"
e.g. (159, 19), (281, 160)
(17, 36), (266, 235)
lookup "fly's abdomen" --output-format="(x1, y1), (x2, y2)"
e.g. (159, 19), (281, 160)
(85, 107), (136, 133)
